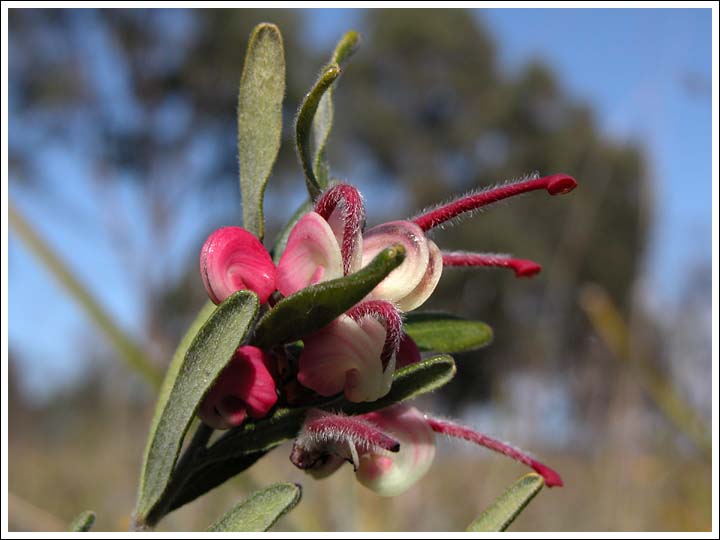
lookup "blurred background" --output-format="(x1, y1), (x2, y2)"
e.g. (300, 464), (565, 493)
(7, 7), (713, 532)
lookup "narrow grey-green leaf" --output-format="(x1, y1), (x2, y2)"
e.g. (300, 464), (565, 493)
(134, 292), (259, 523)
(467, 473), (545, 532)
(253, 245), (405, 348)
(238, 23), (285, 240)
(208, 483), (301, 532)
(403, 312), (493, 352)
(270, 198), (313, 264)
(163, 354), (456, 512)
(312, 31), (361, 186)
(166, 452), (267, 514)
(69, 510), (95, 532)
(296, 63), (341, 200)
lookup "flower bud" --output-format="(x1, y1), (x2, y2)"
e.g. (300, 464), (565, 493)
(361, 221), (442, 311)
(297, 302), (400, 402)
(200, 226), (277, 304)
(198, 346), (278, 430)
(290, 410), (400, 479)
(276, 212), (344, 297)
(355, 405), (436, 497)
(314, 183), (366, 274)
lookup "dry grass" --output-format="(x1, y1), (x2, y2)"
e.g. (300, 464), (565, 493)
(8, 403), (711, 532)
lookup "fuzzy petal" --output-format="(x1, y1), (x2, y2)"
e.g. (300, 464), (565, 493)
(315, 184), (366, 274)
(361, 221), (430, 309)
(356, 405), (436, 497)
(395, 239), (443, 311)
(298, 315), (391, 403)
(198, 346), (278, 429)
(276, 212), (344, 297)
(200, 226), (277, 304)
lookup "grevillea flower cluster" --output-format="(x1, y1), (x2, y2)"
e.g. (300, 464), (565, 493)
(197, 172), (576, 496)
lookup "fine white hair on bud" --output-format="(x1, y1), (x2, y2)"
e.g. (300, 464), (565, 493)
(290, 409), (400, 476)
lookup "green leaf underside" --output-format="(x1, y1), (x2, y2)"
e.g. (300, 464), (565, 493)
(162, 355), (456, 513)
(135, 292), (259, 522)
(69, 510), (96, 532)
(403, 313), (493, 352)
(238, 23), (285, 241)
(253, 245), (406, 348)
(467, 473), (545, 532)
(207, 483), (302, 532)
(296, 63), (341, 200)
(312, 31), (361, 187)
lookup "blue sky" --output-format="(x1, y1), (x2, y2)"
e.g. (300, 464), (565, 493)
(8, 8), (714, 399)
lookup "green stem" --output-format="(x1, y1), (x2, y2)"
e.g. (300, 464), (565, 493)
(9, 200), (162, 389)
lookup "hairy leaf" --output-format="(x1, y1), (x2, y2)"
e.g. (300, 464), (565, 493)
(403, 312), (493, 352)
(134, 292), (259, 523)
(296, 63), (341, 200)
(312, 31), (361, 186)
(467, 473), (545, 532)
(238, 23), (285, 240)
(253, 245), (406, 348)
(163, 355), (456, 511)
(166, 452), (267, 514)
(207, 483), (302, 532)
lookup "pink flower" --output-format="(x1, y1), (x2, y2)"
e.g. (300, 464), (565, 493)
(290, 404), (563, 496)
(198, 346), (278, 430)
(361, 220), (443, 311)
(354, 405), (436, 496)
(200, 226), (277, 304)
(275, 212), (345, 297)
(276, 184), (365, 296)
(297, 300), (402, 402)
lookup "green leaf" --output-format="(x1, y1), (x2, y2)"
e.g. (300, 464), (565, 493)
(164, 354), (456, 512)
(69, 510), (95, 532)
(403, 312), (493, 352)
(296, 63), (341, 200)
(253, 245), (406, 348)
(312, 31), (361, 186)
(166, 452), (267, 514)
(270, 199), (313, 264)
(134, 292), (259, 523)
(238, 23), (285, 241)
(467, 473), (545, 532)
(208, 483), (302, 532)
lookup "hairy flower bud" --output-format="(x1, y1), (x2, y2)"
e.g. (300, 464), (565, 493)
(355, 405), (436, 497)
(361, 221), (442, 311)
(200, 227), (277, 304)
(297, 301), (401, 402)
(276, 212), (344, 297)
(314, 183), (366, 274)
(198, 346), (278, 430)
